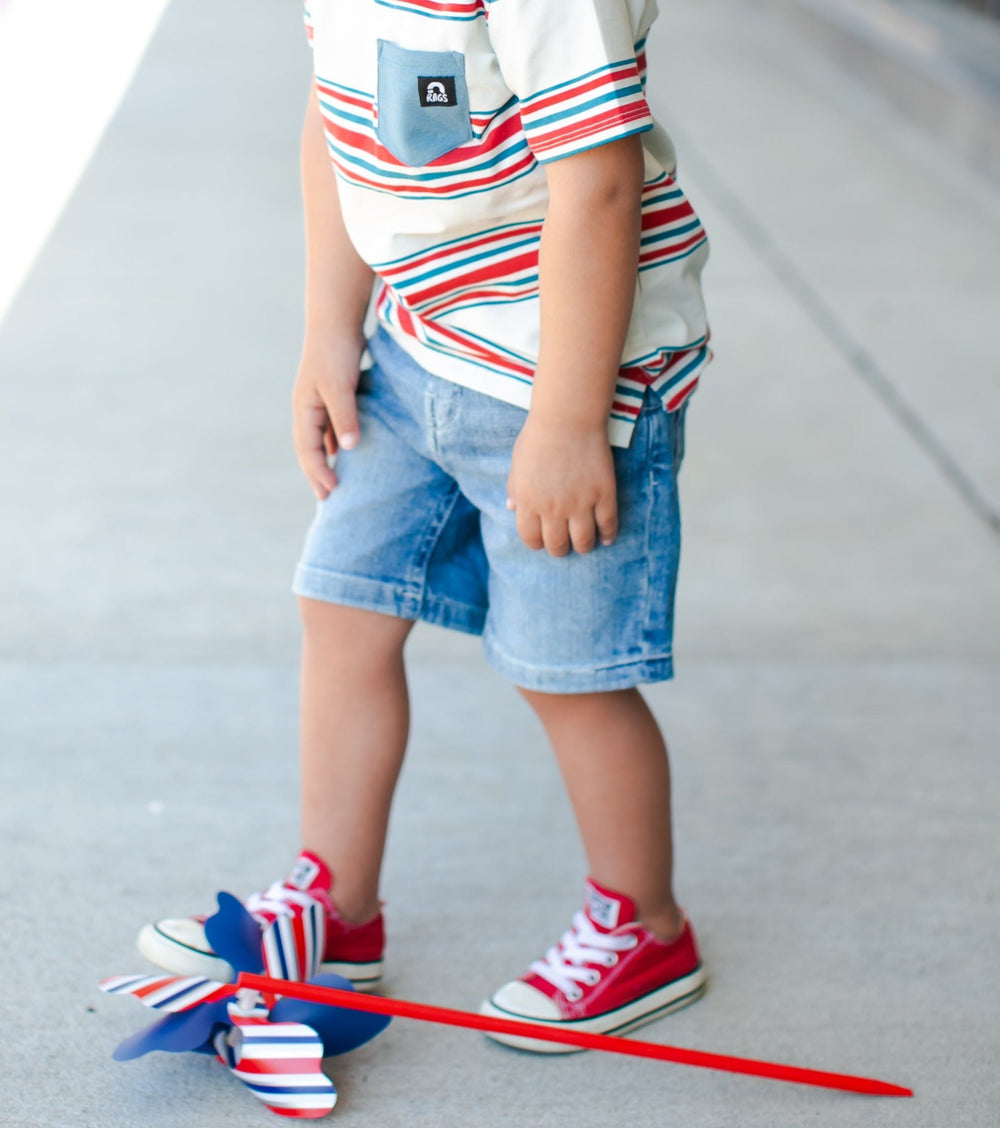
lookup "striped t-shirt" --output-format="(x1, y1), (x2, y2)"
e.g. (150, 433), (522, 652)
(305, 0), (711, 446)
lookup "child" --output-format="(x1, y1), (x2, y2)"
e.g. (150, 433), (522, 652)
(137, 0), (712, 1049)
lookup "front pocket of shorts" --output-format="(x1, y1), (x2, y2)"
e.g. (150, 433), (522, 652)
(376, 40), (473, 167)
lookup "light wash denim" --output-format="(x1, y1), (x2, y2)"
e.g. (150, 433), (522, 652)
(293, 327), (687, 693)
(376, 40), (472, 167)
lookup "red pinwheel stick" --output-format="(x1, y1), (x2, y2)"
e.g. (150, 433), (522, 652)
(236, 973), (912, 1098)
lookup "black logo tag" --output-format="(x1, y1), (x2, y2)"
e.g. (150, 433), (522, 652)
(418, 76), (457, 107)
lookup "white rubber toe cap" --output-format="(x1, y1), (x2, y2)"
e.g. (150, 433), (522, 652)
(486, 979), (562, 1021)
(136, 918), (235, 982)
(480, 981), (579, 1053)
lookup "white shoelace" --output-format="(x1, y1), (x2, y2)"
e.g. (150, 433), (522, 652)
(529, 911), (638, 1002)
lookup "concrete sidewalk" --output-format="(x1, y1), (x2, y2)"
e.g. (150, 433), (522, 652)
(762, 0), (1000, 185)
(1, 1), (998, 1125)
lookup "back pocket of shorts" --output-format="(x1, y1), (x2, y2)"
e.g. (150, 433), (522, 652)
(376, 39), (473, 167)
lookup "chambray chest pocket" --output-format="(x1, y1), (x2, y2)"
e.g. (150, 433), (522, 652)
(376, 39), (473, 167)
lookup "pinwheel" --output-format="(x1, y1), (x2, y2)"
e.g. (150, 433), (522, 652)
(104, 891), (912, 1115)
(100, 892), (390, 1119)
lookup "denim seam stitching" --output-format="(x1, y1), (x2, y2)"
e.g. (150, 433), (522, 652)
(481, 633), (673, 678)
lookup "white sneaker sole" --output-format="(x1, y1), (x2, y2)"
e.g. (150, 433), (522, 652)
(136, 921), (384, 991)
(479, 966), (707, 1054)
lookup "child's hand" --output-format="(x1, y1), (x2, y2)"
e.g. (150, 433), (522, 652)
(292, 336), (364, 500)
(507, 413), (618, 556)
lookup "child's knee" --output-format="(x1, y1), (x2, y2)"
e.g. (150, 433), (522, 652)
(298, 597), (413, 659)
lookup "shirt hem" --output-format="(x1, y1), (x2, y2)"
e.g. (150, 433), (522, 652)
(378, 319), (706, 448)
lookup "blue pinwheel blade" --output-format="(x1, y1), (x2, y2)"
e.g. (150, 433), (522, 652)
(270, 974), (391, 1057)
(203, 891), (264, 975)
(112, 999), (232, 1061)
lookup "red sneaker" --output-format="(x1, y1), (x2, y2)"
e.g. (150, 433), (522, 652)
(136, 851), (384, 990)
(480, 878), (706, 1052)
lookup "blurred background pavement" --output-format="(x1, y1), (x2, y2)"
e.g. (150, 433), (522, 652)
(1, 0), (998, 1125)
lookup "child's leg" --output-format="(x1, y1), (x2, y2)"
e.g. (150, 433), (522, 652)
(481, 683), (703, 1045)
(299, 597), (414, 923)
(518, 685), (684, 943)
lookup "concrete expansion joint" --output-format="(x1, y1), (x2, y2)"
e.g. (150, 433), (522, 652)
(661, 110), (1000, 545)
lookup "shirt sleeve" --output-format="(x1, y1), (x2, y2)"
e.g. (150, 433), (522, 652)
(303, 2), (315, 47)
(485, 0), (654, 163)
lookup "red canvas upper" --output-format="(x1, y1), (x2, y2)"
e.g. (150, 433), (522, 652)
(279, 851), (385, 965)
(522, 877), (701, 1020)
(240, 851), (385, 977)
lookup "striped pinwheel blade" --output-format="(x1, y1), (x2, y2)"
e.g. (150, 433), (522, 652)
(260, 898), (326, 982)
(217, 1000), (337, 1119)
(100, 974), (235, 1013)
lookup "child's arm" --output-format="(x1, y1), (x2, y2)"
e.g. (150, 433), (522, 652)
(507, 134), (645, 556)
(292, 85), (376, 500)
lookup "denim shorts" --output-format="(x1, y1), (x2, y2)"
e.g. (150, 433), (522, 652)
(292, 328), (687, 693)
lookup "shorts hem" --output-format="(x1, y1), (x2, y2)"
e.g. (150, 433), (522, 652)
(293, 565), (486, 636)
(481, 635), (675, 694)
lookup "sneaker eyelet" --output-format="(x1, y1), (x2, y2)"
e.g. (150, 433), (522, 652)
(586, 970), (601, 986)
(605, 954), (619, 967)
(626, 936), (639, 949)
(569, 988), (583, 1002)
